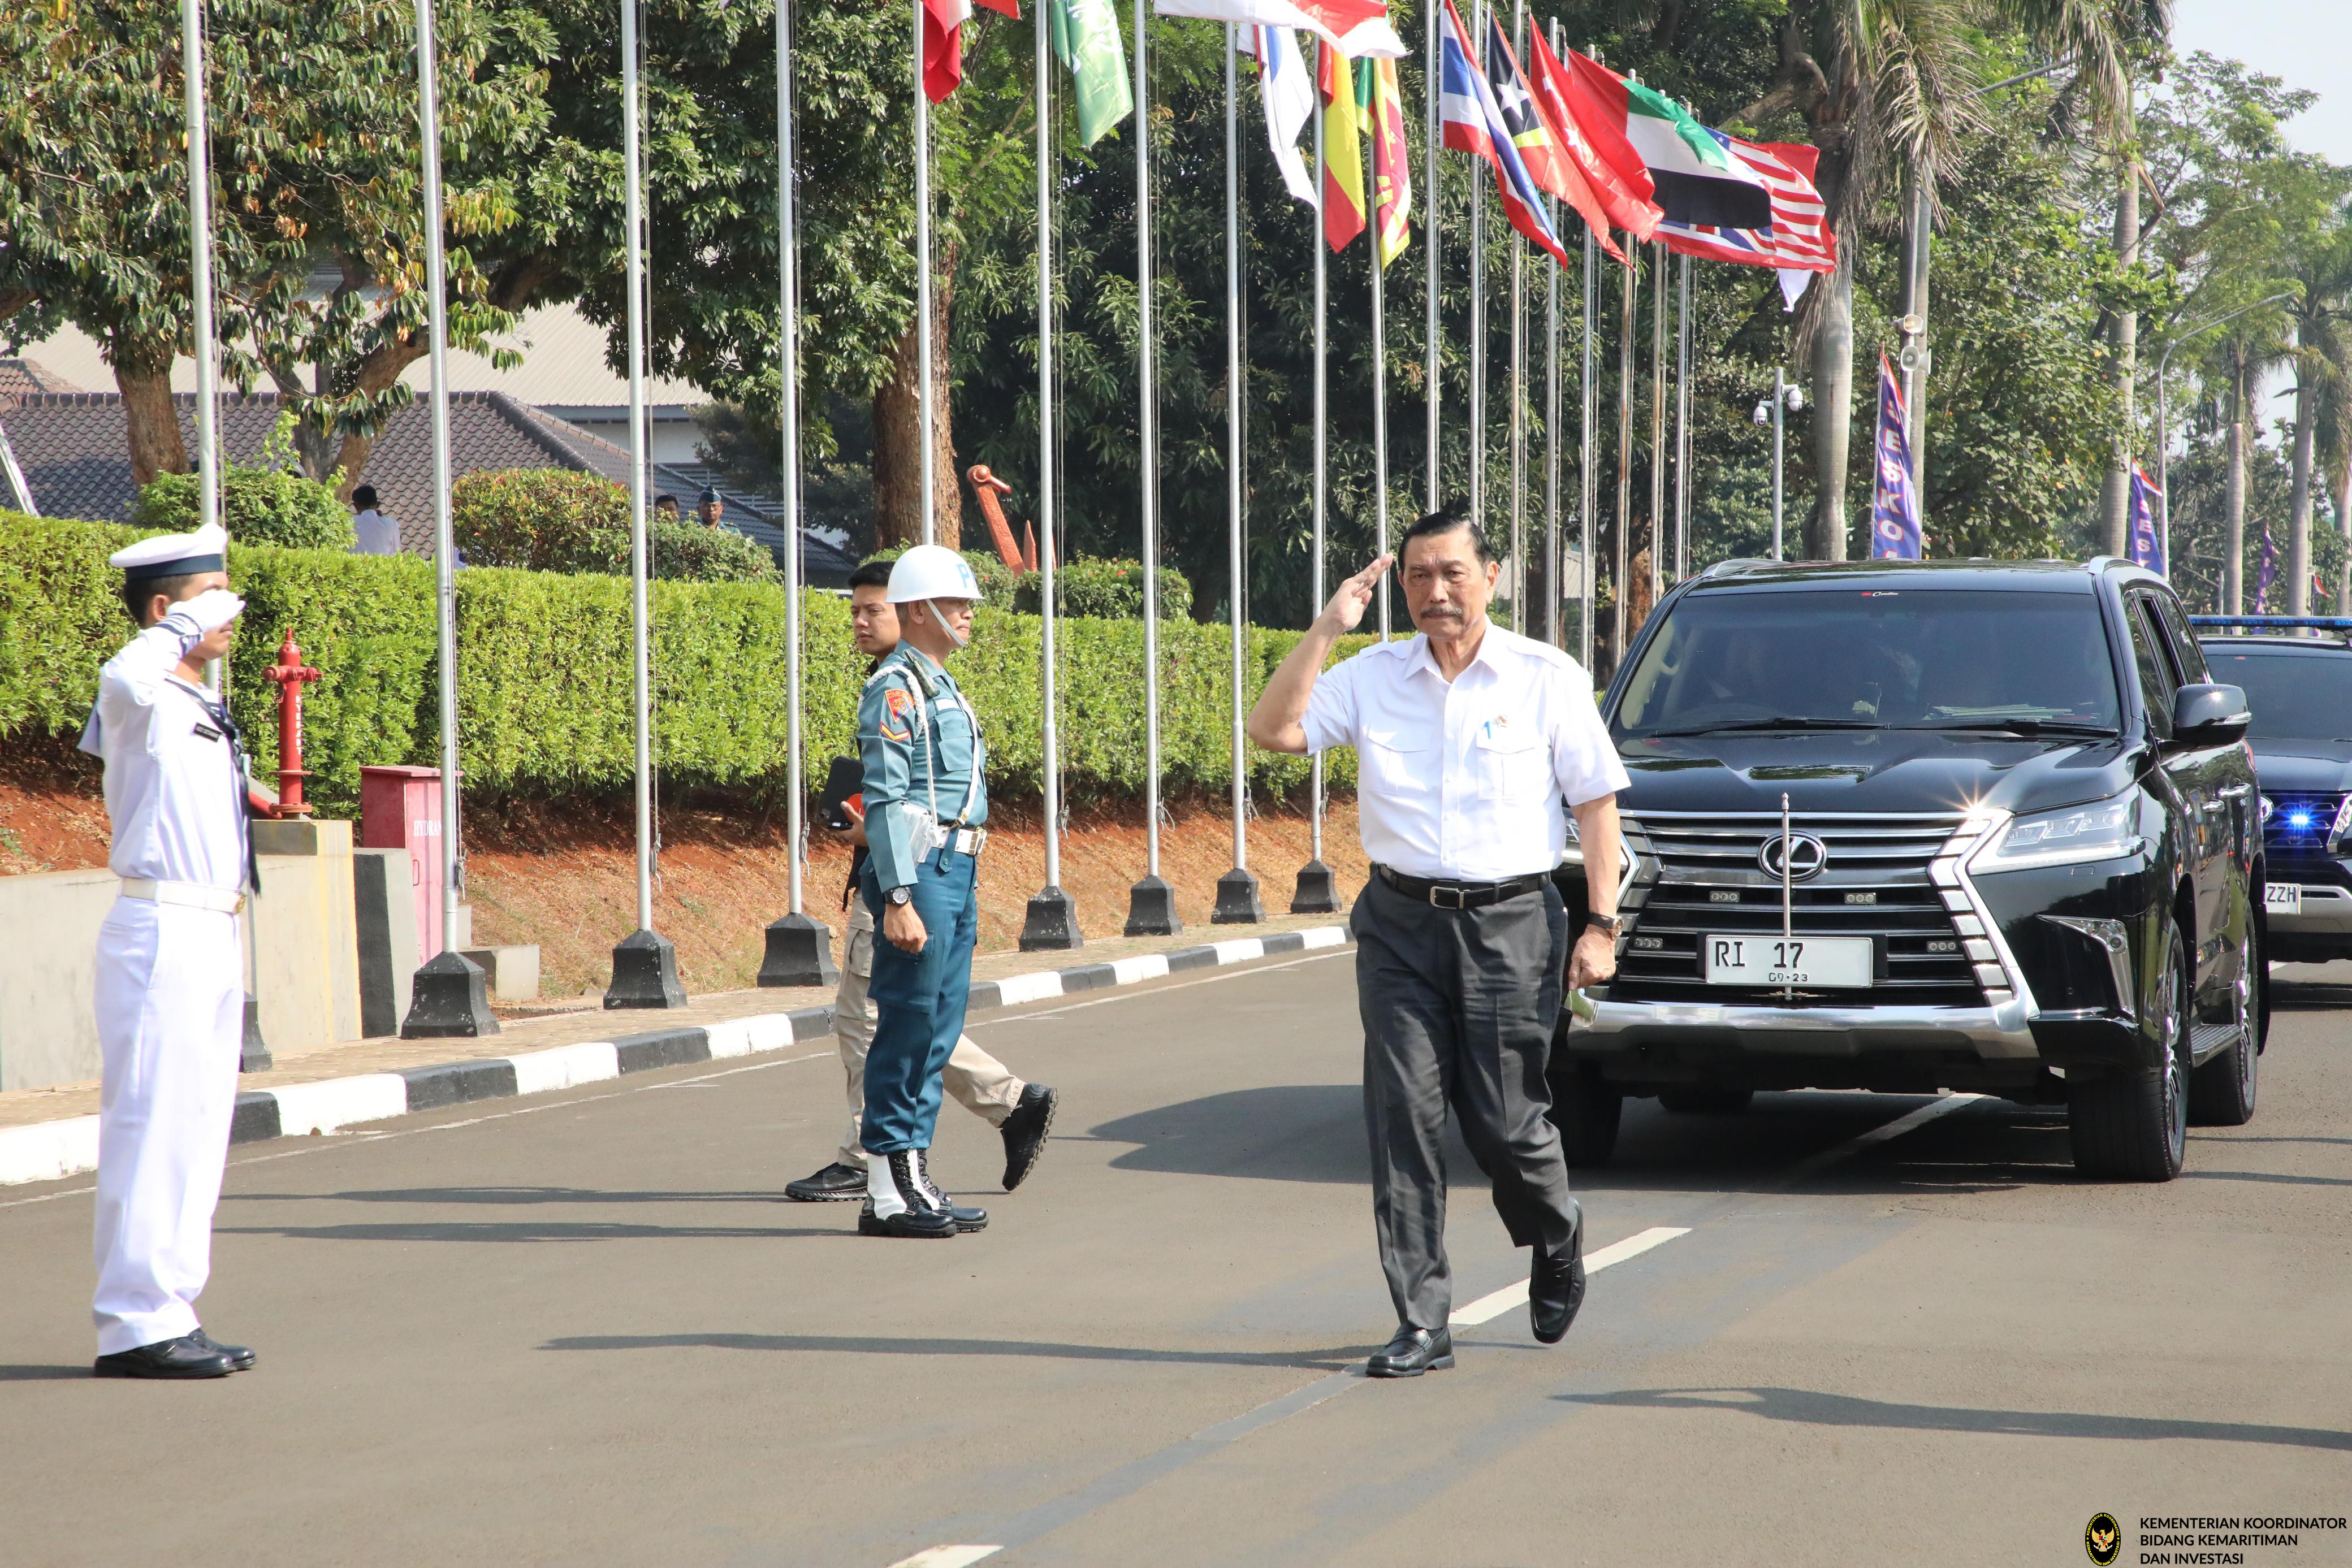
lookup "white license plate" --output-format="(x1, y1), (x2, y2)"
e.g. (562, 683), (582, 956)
(2267, 883), (2303, 916)
(1702, 934), (1875, 987)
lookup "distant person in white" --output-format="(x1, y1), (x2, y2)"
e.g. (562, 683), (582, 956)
(350, 483), (400, 556)
(1248, 508), (1628, 1380)
(75, 522), (262, 1380)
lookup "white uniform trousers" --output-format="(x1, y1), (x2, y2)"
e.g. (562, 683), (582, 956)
(92, 899), (242, 1355)
(833, 897), (1022, 1167)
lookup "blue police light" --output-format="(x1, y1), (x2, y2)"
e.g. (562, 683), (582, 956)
(2290, 811), (2315, 829)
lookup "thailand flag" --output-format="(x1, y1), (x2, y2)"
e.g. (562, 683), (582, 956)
(1436, 0), (1566, 266)
(1870, 352), (1922, 560)
(2126, 462), (2165, 575)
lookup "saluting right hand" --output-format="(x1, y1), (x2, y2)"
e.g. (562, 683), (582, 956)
(179, 588), (246, 634)
(1316, 556), (1394, 636)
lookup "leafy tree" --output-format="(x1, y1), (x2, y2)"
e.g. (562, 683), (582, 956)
(132, 415), (356, 549)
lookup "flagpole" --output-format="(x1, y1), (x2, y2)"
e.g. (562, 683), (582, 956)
(1126, 0), (1177, 935)
(915, 0), (936, 546)
(1371, 114), (1391, 641)
(1214, 25), (1263, 926)
(1294, 83), (1337, 915)
(1571, 23), (1592, 670)
(1675, 250), (1690, 580)
(1467, 0), (1486, 534)
(605, 0), (685, 1007)
(756, 0), (841, 986)
(1545, 187), (1560, 647)
(1423, 0), (1441, 519)
(1023, 0), (1079, 948)
(1612, 243), (1632, 665)
(1648, 237), (1664, 608)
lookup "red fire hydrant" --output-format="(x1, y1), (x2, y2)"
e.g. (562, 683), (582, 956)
(264, 629), (323, 818)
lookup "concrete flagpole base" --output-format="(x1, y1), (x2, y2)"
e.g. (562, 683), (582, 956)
(1212, 867), (1264, 924)
(1123, 874), (1182, 938)
(1289, 860), (1342, 915)
(756, 912), (838, 988)
(1019, 885), (1084, 951)
(401, 950), (501, 1038)
(604, 928), (689, 1010)
(239, 994), (273, 1072)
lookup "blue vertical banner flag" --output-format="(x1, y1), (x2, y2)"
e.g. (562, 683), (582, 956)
(2125, 462), (2164, 574)
(1869, 351), (1921, 560)
(2256, 527), (2278, 614)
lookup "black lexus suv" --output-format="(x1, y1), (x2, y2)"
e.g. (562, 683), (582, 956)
(2197, 632), (2352, 963)
(1554, 558), (2265, 1181)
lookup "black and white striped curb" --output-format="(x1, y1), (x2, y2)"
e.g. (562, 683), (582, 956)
(0, 925), (1351, 1186)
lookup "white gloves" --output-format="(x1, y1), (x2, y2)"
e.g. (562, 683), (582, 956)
(174, 587), (247, 634)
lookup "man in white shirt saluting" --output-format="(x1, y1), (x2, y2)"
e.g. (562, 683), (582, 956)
(1247, 508), (1628, 1378)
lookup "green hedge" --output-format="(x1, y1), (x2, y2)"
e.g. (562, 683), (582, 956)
(452, 469), (774, 582)
(2, 513), (1360, 812)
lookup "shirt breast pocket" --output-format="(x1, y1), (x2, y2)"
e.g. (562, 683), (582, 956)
(1475, 729), (1549, 803)
(1361, 728), (1433, 796)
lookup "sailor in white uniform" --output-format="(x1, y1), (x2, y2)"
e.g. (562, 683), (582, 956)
(77, 523), (261, 1379)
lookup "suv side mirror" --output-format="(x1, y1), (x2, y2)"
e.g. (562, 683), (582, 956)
(2172, 683), (2250, 745)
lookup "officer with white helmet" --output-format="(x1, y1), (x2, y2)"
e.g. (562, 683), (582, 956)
(76, 522), (262, 1378)
(854, 544), (995, 1238)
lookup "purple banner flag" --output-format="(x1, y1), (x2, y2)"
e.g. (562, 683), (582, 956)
(2126, 462), (2164, 574)
(2255, 528), (2278, 614)
(1869, 351), (1921, 560)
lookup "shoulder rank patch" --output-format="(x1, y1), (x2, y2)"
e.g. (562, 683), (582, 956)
(880, 686), (915, 740)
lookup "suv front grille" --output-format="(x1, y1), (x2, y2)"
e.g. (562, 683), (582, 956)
(1615, 812), (1987, 1007)
(2262, 792), (2345, 856)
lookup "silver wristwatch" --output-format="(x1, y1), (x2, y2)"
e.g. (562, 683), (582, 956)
(885, 886), (913, 907)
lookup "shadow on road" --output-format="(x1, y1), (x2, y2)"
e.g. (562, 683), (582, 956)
(216, 1220), (850, 1244)
(224, 1186), (789, 1207)
(1559, 1386), (2352, 1453)
(538, 1332), (1369, 1371)
(0, 1365), (92, 1382)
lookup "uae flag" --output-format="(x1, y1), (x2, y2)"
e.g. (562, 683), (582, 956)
(1436, 0), (1566, 265)
(1562, 52), (1770, 229)
(926, 0), (1022, 101)
(1524, 29), (1659, 245)
(1155, 0), (1405, 59)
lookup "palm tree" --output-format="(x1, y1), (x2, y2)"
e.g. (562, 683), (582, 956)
(2280, 215), (2352, 614)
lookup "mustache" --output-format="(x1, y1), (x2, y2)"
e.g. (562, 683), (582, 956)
(1416, 605), (1465, 620)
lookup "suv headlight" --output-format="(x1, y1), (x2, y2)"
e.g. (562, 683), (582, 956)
(1978, 791), (2145, 872)
(2330, 795), (2352, 853)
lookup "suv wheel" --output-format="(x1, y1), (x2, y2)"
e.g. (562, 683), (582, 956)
(2189, 913), (2261, 1127)
(2068, 921), (2190, 1181)
(1547, 1065), (1622, 1168)
(1657, 1088), (1754, 1116)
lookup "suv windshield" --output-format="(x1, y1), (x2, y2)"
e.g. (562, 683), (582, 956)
(1616, 587), (2123, 738)
(2200, 646), (2352, 742)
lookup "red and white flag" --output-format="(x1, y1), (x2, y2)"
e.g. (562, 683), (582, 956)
(1523, 28), (1659, 246)
(925, 0), (1022, 102)
(1656, 137), (1836, 307)
(1156, 0), (1405, 60)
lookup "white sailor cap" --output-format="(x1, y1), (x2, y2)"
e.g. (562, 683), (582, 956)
(110, 522), (229, 582)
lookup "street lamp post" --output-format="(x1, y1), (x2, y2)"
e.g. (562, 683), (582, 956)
(1754, 371), (1801, 562)
(2153, 291), (2294, 584)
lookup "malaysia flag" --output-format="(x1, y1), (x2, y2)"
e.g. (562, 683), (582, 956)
(1655, 136), (1836, 308)
(1436, 0), (1566, 266)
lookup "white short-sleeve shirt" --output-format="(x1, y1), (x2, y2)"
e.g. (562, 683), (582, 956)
(1300, 625), (1629, 881)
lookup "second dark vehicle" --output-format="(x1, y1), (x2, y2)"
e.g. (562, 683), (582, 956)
(1554, 558), (2264, 1182)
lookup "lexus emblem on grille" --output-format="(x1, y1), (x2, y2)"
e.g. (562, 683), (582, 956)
(1758, 832), (1830, 881)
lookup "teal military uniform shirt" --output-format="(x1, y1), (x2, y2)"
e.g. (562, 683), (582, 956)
(858, 644), (989, 891)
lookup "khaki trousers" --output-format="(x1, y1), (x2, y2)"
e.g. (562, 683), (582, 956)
(834, 897), (1023, 1167)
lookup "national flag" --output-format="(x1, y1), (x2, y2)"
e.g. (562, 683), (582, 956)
(1525, 31), (1659, 244)
(1049, 0), (1132, 144)
(1369, 55), (1411, 267)
(1870, 352), (1922, 561)
(1656, 137), (1836, 310)
(924, 0), (1022, 102)
(1563, 52), (1770, 229)
(1156, 0), (1405, 59)
(1481, 16), (1630, 264)
(1436, 0), (1567, 266)
(1320, 42), (1367, 249)
(1242, 26), (1316, 204)
(2256, 527), (2277, 613)
(2126, 463), (2165, 575)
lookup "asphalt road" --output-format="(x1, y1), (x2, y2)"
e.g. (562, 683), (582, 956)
(4, 948), (2349, 1568)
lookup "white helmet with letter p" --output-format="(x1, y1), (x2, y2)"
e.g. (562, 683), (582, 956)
(885, 545), (983, 604)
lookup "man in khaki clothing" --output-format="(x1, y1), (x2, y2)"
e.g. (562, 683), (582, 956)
(784, 559), (1058, 1202)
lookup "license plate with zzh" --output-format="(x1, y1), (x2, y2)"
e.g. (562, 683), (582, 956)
(1702, 934), (1874, 987)
(2266, 883), (2303, 916)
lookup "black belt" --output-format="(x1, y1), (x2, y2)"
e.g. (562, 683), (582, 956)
(1375, 864), (1551, 911)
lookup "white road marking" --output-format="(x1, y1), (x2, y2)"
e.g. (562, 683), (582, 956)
(887, 1547), (1002, 1568)
(1449, 1225), (1693, 1327)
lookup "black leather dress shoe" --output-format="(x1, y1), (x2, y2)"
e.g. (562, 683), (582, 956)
(1530, 1235), (1587, 1345)
(1366, 1325), (1454, 1379)
(784, 1162), (869, 1202)
(857, 1199), (959, 1238)
(1000, 1084), (1059, 1191)
(192, 1328), (256, 1371)
(93, 1335), (236, 1380)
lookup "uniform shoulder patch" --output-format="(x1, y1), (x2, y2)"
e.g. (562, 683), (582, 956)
(880, 686), (915, 740)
